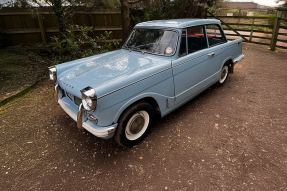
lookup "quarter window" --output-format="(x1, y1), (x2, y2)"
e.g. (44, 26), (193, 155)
(205, 24), (227, 47)
(179, 29), (187, 57)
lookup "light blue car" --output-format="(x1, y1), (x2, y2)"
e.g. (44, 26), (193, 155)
(49, 19), (244, 147)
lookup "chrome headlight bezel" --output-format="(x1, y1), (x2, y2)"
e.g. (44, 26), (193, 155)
(81, 86), (97, 112)
(48, 66), (57, 83)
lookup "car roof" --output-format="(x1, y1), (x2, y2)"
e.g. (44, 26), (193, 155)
(135, 19), (221, 28)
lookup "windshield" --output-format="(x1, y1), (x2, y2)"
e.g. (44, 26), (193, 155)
(123, 28), (179, 56)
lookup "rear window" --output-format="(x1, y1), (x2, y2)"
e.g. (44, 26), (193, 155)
(205, 24), (227, 47)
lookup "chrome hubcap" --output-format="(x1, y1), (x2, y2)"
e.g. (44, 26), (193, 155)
(129, 116), (145, 134)
(125, 111), (149, 141)
(220, 66), (228, 83)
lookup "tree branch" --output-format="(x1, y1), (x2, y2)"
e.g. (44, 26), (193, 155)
(128, 0), (148, 5)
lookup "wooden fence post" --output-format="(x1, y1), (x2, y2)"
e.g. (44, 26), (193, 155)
(37, 12), (47, 44)
(89, 13), (95, 38)
(270, 17), (281, 51)
(249, 18), (254, 42)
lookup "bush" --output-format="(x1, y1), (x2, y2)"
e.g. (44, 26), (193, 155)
(0, 30), (9, 48)
(50, 25), (120, 65)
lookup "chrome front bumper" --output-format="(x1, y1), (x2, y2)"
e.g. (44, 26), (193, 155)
(58, 98), (117, 138)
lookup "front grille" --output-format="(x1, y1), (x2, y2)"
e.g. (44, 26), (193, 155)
(66, 92), (73, 101)
(58, 86), (65, 98)
(74, 96), (82, 106)
(65, 91), (81, 106)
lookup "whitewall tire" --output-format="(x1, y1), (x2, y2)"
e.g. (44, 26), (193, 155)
(114, 102), (154, 147)
(218, 64), (229, 86)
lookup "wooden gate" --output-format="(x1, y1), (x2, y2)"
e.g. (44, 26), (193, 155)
(205, 9), (287, 50)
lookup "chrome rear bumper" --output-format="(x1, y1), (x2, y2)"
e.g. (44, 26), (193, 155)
(58, 98), (117, 138)
(234, 54), (245, 64)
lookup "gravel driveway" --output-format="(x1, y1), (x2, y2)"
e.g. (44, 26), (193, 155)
(1, 43), (287, 190)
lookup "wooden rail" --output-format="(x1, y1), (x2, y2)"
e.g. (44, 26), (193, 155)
(0, 8), (123, 45)
(205, 10), (287, 50)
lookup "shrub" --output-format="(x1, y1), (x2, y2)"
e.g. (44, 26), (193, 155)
(50, 25), (120, 65)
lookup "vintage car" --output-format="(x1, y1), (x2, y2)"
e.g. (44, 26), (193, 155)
(49, 19), (244, 147)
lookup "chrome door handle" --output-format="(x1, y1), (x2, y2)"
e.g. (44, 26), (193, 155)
(208, 52), (215, 56)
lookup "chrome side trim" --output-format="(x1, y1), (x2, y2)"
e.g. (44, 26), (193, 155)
(173, 42), (238, 68)
(97, 42), (239, 99)
(173, 53), (207, 68)
(98, 67), (172, 99)
(58, 99), (117, 138)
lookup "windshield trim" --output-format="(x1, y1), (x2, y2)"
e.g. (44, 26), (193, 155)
(122, 28), (179, 57)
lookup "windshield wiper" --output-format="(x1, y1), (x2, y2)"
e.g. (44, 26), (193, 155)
(123, 45), (137, 51)
(130, 46), (140, 51)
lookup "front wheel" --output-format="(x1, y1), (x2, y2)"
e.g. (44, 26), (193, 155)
(114, 102), (154, 147)
(218, 64), (229, 86)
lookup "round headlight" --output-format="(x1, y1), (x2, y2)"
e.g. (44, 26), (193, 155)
(48, 66), (57, 83)
(81, 87), (97, 112)
(83, 97), (92, 110)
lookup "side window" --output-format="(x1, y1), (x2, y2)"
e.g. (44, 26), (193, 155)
(205, 24), (227, 47)
(179, 29), (187, 57)
(186, 25), (208, 54)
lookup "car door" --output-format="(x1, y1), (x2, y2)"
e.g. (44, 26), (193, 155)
(204, 24), (229, 81)
(172, 25), (215, 105)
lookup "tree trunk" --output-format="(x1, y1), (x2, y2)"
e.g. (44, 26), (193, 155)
(121, 0), (130, 44)
(54, 0), (65, 35)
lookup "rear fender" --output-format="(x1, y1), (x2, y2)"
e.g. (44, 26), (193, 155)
(221, 56), (234, 74)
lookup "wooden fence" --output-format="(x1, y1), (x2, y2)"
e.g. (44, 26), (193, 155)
(0, 8), (122, 45)
(1, 7), (287, 50)
(205, 10), (287, 50)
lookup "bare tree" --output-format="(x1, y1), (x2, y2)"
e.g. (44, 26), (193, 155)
(121, 0), (130, 44)
(120, 0), (149, 43)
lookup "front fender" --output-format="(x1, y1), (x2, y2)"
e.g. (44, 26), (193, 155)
(113, 93), (173, 124)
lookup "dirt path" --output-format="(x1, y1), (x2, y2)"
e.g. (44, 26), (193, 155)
(1, 43), (287, 190)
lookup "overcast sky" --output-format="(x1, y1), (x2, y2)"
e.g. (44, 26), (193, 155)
(230, 0), (283, 7)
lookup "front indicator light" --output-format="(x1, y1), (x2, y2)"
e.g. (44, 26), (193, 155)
(87, 114), (98, 123)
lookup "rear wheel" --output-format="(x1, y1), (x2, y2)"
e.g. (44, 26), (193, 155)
(114, 102), (154, 147)
(218, 64), (229, 86)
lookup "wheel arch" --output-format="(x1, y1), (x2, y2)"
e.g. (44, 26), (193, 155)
(222, 57), (234, 74)
(113, 94), (162, 124)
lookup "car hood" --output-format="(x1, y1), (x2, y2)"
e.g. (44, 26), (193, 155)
(57, 49), (172, 98)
